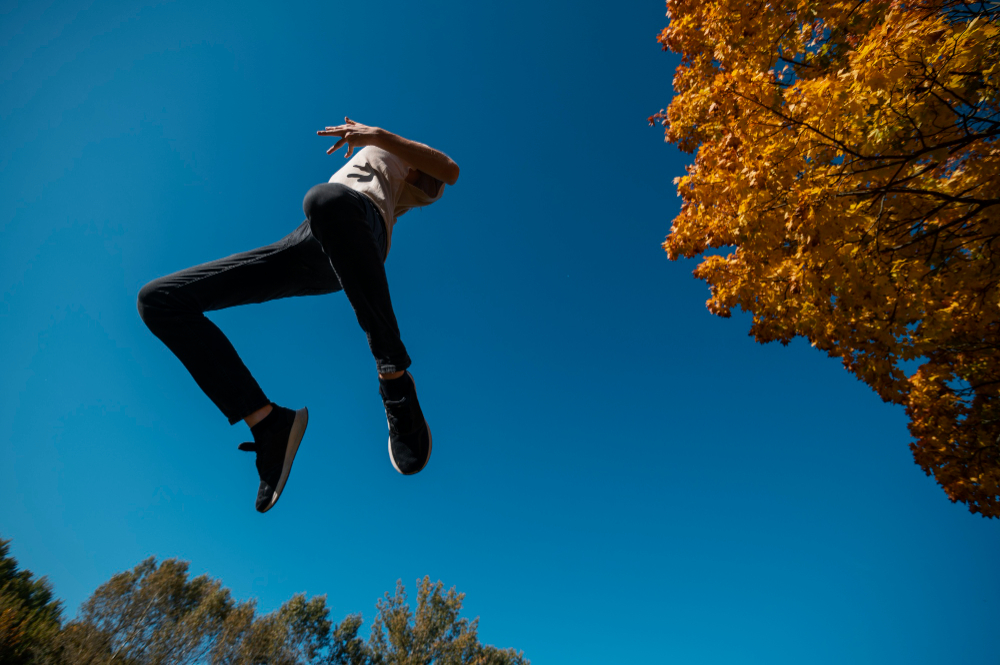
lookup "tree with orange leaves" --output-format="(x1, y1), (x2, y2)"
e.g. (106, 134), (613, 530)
(651, 0), (1000, 516)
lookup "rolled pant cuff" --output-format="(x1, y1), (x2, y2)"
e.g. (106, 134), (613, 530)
(376, 354), (411, 376)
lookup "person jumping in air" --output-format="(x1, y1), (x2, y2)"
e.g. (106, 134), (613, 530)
(137, 118), (460, 513)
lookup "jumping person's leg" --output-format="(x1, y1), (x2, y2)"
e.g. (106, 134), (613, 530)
(137, 221), (339, 511)
(137, 221), (339, 425)
(302, 183), (410, 375)
(303, 183), (432, 475)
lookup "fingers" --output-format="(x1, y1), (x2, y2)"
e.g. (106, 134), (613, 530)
(317, 118), (361, 135)
(318, 119), (361, 156)
(327, 137), (348, 155)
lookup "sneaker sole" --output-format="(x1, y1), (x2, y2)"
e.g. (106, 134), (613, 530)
(387, 371), (432, 475)
(262, 407), (308, 513)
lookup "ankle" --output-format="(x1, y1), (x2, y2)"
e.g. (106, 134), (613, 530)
(244, 403), (273, 428)
(379, 370), (405, 381)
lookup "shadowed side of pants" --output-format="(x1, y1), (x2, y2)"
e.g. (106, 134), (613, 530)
(303, 183), (411, 375)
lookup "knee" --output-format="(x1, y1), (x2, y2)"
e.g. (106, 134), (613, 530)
(136, 279), (170, 327)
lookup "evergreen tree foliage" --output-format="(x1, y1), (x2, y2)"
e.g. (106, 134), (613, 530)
(0, 538), (63, 665)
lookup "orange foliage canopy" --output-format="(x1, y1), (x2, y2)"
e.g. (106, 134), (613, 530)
(652, 0), (1000, 516)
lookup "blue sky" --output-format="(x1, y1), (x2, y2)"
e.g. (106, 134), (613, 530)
(2, 1), (998, 663)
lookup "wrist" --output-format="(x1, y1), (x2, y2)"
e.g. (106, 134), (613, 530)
(371, 127), (393, 150)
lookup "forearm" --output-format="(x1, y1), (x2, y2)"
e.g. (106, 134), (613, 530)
(372, 129), (460, 186)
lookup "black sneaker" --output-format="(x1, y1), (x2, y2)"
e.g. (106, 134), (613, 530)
(238, 404), (308, 513)
(379, 372), (432, 475)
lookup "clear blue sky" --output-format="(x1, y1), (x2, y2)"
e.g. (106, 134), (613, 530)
(2, 1), (998, 663)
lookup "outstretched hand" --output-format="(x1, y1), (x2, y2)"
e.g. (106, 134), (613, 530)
(317, 118), (381, 158)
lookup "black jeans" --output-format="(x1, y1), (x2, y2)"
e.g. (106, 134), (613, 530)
(137, 183), (411, 424)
